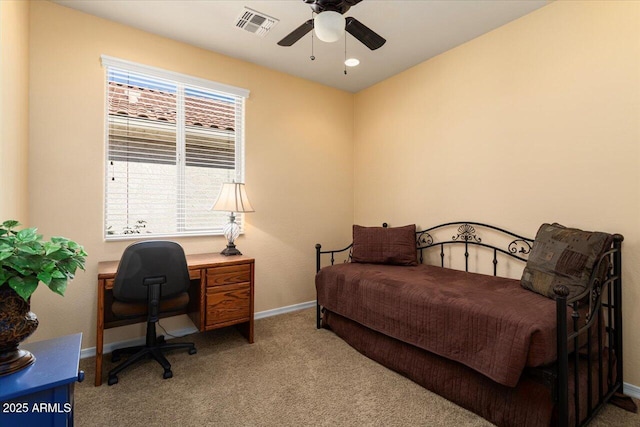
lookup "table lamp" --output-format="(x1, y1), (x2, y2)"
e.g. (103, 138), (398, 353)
(211, 182), (254, 256)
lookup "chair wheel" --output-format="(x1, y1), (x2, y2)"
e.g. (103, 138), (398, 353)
(188, 348), (197, 355)
(108, 375), (118, 386)
(163, 370), (173, 379)
(157, 335), (165, 344)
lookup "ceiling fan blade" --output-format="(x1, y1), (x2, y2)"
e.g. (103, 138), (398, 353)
(277, 19), (314, 46)
(345, 17), (386, 50)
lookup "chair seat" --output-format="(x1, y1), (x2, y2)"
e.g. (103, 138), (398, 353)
(112, 292), (189, 318)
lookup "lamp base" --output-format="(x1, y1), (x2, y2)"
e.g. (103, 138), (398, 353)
(220, 243), (242, 256)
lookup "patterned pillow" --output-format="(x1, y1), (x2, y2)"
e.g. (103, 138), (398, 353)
(352, 224), (418, 266)
(521, 223), (612, 299)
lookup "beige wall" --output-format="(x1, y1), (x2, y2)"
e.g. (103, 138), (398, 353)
(354, 1), (640, 386)
(18, 0), (640, 389)
(27, 1), (353, 348)
(0, 0), (30, 223)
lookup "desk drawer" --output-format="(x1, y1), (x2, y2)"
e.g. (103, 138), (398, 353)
(205, 283), (250, 326)
(206, 264), (251, 287)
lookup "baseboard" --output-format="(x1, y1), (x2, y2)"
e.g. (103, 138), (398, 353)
(80, 300), (317, 359)
(253, 300), (316, 320)
(624, 382), (640, 400)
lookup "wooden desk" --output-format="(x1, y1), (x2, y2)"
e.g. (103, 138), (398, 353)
(95, 253), (254, 386)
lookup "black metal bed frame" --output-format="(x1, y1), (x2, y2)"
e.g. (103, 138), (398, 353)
(315, 221), (625, 427)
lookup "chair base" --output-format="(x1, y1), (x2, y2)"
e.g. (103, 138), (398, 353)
(107, 322), (196, 385)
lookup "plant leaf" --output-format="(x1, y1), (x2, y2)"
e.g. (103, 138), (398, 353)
(5, 255), (32, 275)
(51, 269), (66, 279)
(16, 228), (38, 242)
(16, 243), (40, 255)
(46, 248), (73, 261)
(43, 241), (62, 256)
(37, 271), (52, 285)
(9, 276), (39, 301)
(48, 278), (67, 296)
(2, 220), (20, 229)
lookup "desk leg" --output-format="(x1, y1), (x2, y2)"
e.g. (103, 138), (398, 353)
(236, 319), (254, 344)
(95, 279), (105, 386)
(246, 262), (255, 343)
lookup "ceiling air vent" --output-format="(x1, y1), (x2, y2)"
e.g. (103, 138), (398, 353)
(235, 7), (279, 38)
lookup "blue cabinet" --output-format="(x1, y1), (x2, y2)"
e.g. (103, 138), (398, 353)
(0, 333), (84, 426)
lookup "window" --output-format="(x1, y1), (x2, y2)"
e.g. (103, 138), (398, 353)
(101, 56), (250, 239)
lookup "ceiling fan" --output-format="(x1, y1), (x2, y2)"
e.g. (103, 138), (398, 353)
(277, 0), (386, 51)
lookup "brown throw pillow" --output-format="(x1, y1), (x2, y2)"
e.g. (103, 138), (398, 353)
(521, 223), (612, 299)
(351, 224), (417, 266)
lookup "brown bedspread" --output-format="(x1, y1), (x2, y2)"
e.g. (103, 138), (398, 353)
(316, 263), (560, 387)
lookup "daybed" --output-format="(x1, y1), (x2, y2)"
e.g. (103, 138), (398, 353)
(315, 222), (634, 427)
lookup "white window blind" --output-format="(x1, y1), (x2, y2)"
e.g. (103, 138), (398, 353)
(102, 56), (249, 239)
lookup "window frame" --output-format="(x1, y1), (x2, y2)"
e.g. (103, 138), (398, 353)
(101, 55), (250, 241)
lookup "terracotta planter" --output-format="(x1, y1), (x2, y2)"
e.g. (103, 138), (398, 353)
(0, 285), (39, 375)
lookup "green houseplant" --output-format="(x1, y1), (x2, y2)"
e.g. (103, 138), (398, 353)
(0, 220), (87, 375)
(0, 220), (87, 300)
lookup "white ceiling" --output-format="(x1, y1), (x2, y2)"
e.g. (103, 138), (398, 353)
(53, 0), (550, 93)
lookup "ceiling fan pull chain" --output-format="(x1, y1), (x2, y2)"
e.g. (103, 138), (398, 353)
(344, 34), (347, 75)
(310, 11), (316, 60)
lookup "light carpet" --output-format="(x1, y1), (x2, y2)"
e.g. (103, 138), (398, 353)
(76, 308), (639, 426)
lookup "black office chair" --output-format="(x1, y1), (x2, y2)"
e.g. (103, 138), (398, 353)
(107, 241), (197, 385)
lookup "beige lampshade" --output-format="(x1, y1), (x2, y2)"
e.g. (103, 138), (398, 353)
(211, 182), (255, 213)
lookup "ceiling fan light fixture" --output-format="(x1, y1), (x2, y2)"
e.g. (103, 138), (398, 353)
(314, 11), (345, 43)
(345, 58), (360, 67)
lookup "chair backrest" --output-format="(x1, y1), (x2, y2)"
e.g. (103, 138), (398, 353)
(113, 241), (190, 302)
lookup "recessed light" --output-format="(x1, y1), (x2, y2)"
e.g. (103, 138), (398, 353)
(344, 58), (360, 67)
